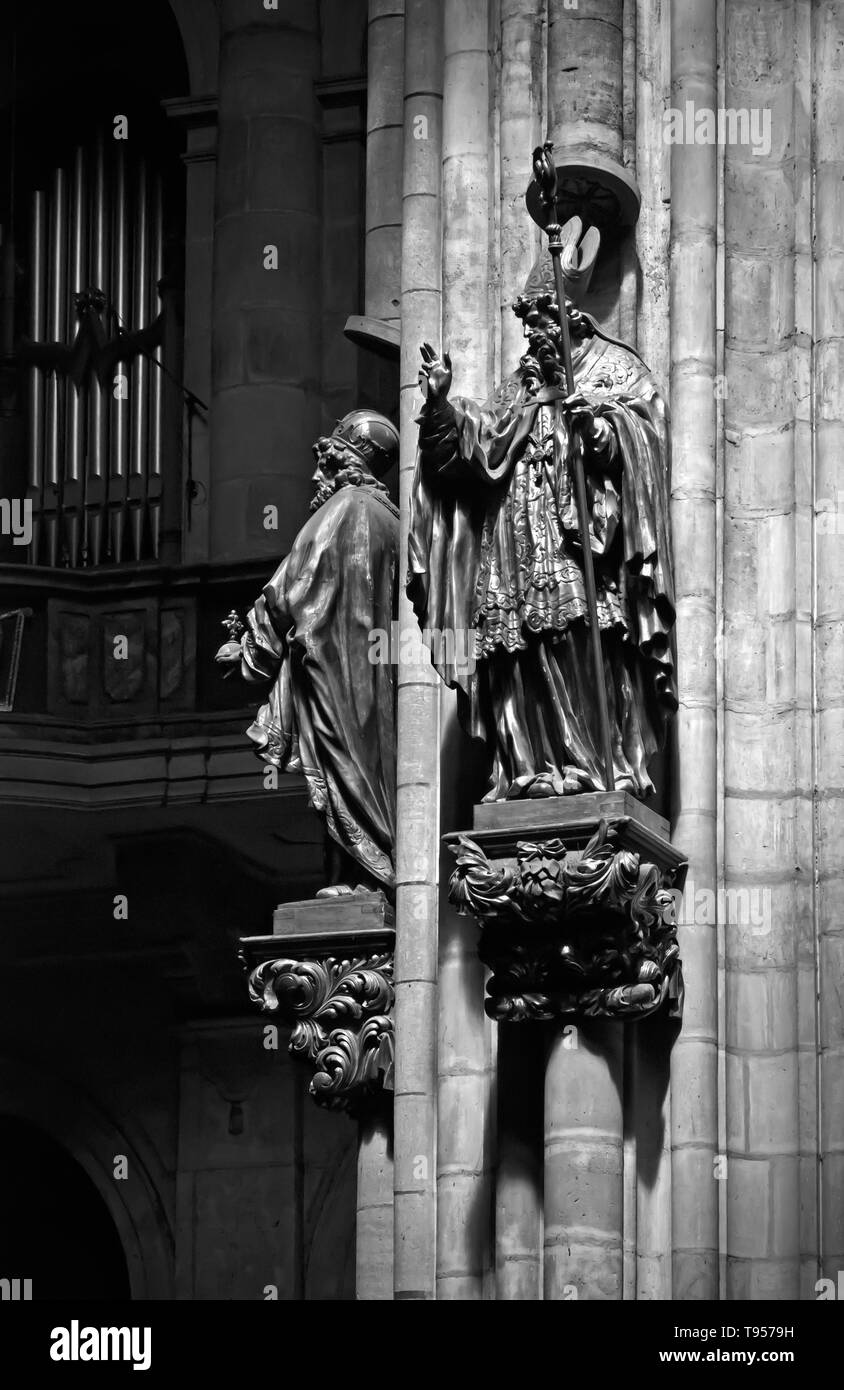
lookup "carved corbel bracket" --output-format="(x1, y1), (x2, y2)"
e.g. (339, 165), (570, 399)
(446, 795), (686, 1024)
(240, 894), (394, 1115)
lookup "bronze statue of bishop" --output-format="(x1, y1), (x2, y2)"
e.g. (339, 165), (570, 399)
(408, 235), (677, 803)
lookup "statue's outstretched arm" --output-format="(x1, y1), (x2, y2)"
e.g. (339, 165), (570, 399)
(239, 592), (287, 684)
(417, 343), (524, 489)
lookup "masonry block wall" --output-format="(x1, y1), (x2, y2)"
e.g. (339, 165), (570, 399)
(386, 0), (843, 1299)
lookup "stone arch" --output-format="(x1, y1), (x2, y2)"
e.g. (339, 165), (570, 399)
(0, 1059), (174, 1300)
(166, 0), (221, 95)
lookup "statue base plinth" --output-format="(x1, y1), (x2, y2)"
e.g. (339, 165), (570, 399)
(239, 893), (394, 1113)
(446, 792), (686, 1024)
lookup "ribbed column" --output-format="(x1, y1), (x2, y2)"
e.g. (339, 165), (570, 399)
(496, 1025), (545, 1299)
(436, 1), (494, 1301)
(544, 1023), (624, 1300)
(547, 0), (622, 162)
(356, 1106), (394, 1300)
(635, 0), (671, 387)
(359, 9), (401, 1264)
(366, 2), (405, 323)
(792, 0), (819, 1300)
(722, 0), (803, 1301)
(633, 0), (673, 1304)
(539, 0), (628, 1304)
(392, 0), (444, 1302)
(668, 0), (720, 1301)
(635, 1019), (674, 1299)
(209, 0), (321, 562)
(814, 0), (844, 1289)
(498, 0), (545, 368)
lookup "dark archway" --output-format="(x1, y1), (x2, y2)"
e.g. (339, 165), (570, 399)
(0, 1115), (130, 1300)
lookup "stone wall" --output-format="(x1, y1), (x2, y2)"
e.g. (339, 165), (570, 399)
(387, 0), (843, 1300)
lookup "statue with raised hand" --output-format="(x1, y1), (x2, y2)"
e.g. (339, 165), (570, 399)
(217, 411), (400, 896)
(408, 195), (677, 803)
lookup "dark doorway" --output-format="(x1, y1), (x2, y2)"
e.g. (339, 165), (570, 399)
(0, 1116), (130, 1300)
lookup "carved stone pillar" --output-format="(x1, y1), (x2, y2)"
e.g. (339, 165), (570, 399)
(545, 0), (638, 333)
(365, 0), (405, 328)
(392, 0), (444, 1304)
(668, 0), (720, 1303)
(814, 0), (844, 1289)
(241, 893), (395, 1300)
(448, 793), (685, 1300)
(437, 0), (495, 1302)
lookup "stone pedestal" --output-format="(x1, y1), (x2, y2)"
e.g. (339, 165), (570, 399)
(447, 792), (685, 1299)
(240, 891), (395, 1301)
(240, 893), (395, 1114)
(448, 793), (686, 1024)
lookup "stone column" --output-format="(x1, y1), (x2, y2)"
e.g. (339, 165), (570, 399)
(392, 0), (444, 1302)
(356, 1104), (394, 1300)
(544, 1022), (624, 1300)
(538, 0), (628, 1301)
(668, 0), (720, 1302)
(547, 0), (624, 334)
(209, 0), (321, 563)
(633, 0), (673, 1303)
(722, 0), (803, 1301)
(366, 2), (405, 326)
(495, 1025), (545, 1299)
(813, 0), (844, 1290)
(498, 0), (545, 368)
(436, 0), (494, 1300)
(634, 0), (671, 386)
(547, 0), (622, 164)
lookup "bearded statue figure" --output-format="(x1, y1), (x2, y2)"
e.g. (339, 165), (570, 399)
(217, 410), (399, 895)
(408, 242), (677, 803)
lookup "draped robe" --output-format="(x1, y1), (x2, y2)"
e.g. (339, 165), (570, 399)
(407, 330), (677, 800)
(241, 482), (398, 887)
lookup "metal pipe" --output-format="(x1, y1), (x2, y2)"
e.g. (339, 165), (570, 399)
(0, 225), (14, 358)
(65, 145), (86, 565)
(87, 131), (108, 565)
(149, 171), (163, 480)
(129, 158), (149, 560)
(148, 170), (164, 560)
(44, 166), (67, 566)
(26, 189), (47, 562)
(110, 147), (129, 562)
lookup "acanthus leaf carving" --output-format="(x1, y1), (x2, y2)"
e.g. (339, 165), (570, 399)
(448, 820), (684, 1024)
(247, 953), (394, 1114)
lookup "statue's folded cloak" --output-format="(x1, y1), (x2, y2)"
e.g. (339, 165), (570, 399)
(243, 485), (398, 889)
(407, 330), (677, 748)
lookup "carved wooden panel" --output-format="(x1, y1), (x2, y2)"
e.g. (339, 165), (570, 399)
(46, 596), (196, 721)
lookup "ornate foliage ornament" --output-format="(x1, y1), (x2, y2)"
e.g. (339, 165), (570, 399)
(247, 953), (394, 1113)
(449, 821), (683, 1023)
